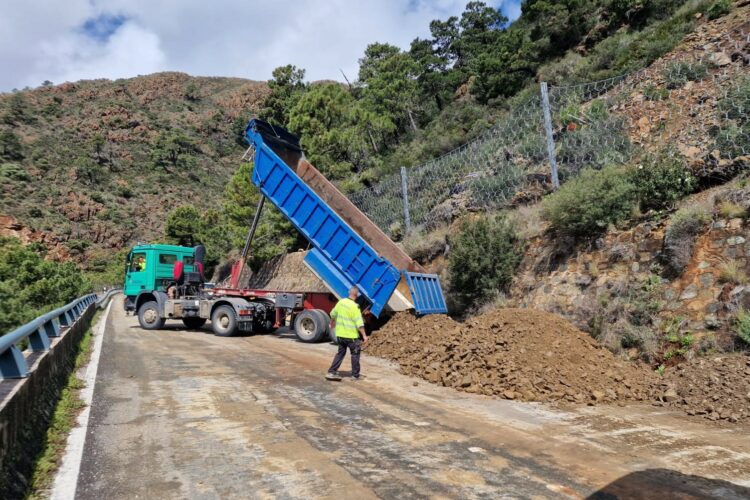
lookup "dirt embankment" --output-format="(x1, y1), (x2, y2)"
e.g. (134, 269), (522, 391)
(367, 308), (750, 423)
(366, 309), (653, 404)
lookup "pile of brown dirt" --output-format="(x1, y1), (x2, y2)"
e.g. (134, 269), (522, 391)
(366, 308), (653, 404)
(247, 251), (329, 292)
(650, 354), (750, 423)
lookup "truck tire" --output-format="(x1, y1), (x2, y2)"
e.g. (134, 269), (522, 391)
(211, 305), (238, 337)
(182, 317), (207, 329)
(138, 301), (165, 330)
(294, 310), (326, 343)
(310, 309), (334, 344)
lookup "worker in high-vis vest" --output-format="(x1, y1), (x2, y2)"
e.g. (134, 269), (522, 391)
(326, 286), (368, 381)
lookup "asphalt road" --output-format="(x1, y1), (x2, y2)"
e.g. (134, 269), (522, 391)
(75, 298), (750, 499)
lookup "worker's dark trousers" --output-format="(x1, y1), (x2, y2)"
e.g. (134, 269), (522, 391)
(328, 338), (362, 377)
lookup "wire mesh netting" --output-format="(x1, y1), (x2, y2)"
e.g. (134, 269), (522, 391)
(347, 23), (750, 236)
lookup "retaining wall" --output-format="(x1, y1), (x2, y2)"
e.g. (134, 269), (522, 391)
(0, 303), (97, 498)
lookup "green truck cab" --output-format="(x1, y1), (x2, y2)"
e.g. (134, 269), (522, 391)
(123, 243), (276, 336)
(123, 244), (196, 311)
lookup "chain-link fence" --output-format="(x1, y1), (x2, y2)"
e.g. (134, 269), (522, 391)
(348, 23), (750, 237)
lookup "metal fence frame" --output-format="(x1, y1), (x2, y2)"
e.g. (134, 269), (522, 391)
(0, 290), (120, 380)
(347, 22), (750, 236)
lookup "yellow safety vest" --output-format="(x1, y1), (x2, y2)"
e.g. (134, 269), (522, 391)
(330, 298), (364, 339)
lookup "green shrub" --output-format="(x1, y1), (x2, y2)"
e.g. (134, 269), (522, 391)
(0, 237), (89, 332)
(733, 308), (750, 345)
(643, 84), (669, 101)
(631, 150), (696, 211)
(665, 206), (711, 240)
(114, 185), (133, 199)
(541, 166), (638, 237)
(719, 77), (750, 125)
(664, 61), (709, 89)
(0, 162), (30, 181)
(714, 123), (750, 159)
(707, 0), (731, 20)
(448, 214), (523, 311)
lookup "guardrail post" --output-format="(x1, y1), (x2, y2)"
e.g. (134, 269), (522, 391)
(28, 327), (51, 352)
(540, 81), (560, 190)
(400, 167), (411, 233)
(0, 345), (28, 379)
(59, 311), (71, 327)
(44, 318), (60, 338)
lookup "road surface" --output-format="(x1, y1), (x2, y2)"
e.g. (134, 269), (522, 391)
(75, 297), (750, 498)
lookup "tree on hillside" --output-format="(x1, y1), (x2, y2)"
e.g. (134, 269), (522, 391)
(74, 157), (107, 186)
(151, 133), (199, 170)
(455, 1), (509, 68)
(222, 162), (301, 269)
(0, 130), (24, 161)
(2, 93), (33, 125)
(357, 43), (423, 136)
(91, 134), (105, 162)
(0, 237), (89, 332)
(262, 65), (307, 127)
(288, 83), (371, 180)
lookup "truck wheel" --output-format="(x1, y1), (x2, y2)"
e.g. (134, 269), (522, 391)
(310, 309), (333, 344)
(138, 301), (165, 330)
(211, 305), (237, 337)
(294, 310), (326, 343)
(182, 317), (207, 329)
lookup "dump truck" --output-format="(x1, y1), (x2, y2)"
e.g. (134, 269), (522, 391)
(123, 120), (447, 341)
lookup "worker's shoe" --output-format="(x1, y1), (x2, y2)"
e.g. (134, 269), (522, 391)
(325, 371), (342, 381)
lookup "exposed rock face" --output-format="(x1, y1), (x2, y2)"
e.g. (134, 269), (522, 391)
(508, 186), (750, 361)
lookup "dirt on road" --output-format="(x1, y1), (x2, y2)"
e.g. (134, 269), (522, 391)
(366, 309), (653, 404)
(367, 309), (750, 424)
(652, 353), (750, 423)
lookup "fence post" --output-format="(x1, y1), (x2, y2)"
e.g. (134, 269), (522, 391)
(400, 167), (411, 233)
(540, 81), (560, 189)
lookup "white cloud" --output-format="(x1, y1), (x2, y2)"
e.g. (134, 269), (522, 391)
(25, 23), (165, 87)
(1, 0), (522, 91)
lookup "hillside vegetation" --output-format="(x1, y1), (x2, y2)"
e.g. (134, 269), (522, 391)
(0, 73), (269, 266)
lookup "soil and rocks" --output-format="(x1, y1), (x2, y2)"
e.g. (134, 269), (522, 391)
(651, 353), (750, 423)
(366, 308), (653, 404)
(248, 251), (329, 292)
(367, 308), (750, 423)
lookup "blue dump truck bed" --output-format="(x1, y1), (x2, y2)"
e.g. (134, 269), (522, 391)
(244, 119), (448, 317)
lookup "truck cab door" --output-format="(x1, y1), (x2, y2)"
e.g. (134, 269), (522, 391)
(124, 251), (149, 296)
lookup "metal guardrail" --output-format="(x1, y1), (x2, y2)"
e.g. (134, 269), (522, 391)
(96, 288), (121, 309)
(0, 290), (119, 380)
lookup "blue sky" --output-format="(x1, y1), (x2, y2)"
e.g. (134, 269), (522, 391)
(0, 0), (522, 91)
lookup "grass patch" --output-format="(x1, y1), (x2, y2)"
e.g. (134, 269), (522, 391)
(400, 226), (450, 262)
(718, 260), (748, 285)
(25, 311), (100, 499)
(718, 201), (748, 219)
